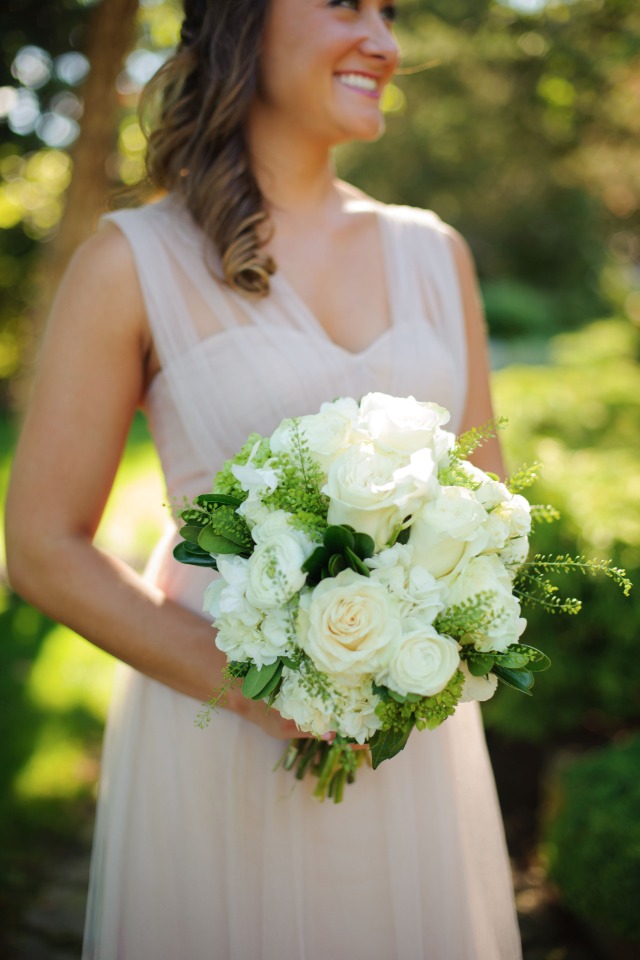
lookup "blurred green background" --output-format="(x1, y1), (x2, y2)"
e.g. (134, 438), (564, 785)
(1, 0), (638, 957)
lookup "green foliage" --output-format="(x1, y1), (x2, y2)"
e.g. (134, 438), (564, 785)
(264, 421), (329, 535)
(372, 668), (465, 765)
(436, 590), (503, 647)
(211, 434), (270, 499)
(438, 417), (508, 487)
(302, 524), (375, 585)
(543, 735), (640, 943)
(483, 318), (640, 742)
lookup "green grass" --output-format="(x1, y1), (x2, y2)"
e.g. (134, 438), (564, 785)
(0, 411), (166, 924)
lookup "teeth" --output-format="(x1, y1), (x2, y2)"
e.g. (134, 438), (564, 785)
(337, 73), (378, 92)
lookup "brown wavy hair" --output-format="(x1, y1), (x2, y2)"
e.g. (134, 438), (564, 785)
(139, 0), (275, 297)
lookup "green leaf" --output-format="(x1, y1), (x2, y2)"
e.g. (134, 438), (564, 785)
(242, 661), (282, 700)
(388, 688), (408, 704)
(198, 524), (245, 555)
(172, 541), (218, 568)
(196, 493), (243, 508)
(179, 524), (204, 545)
(344, 547), (370, 577)
(353, 532), (375, 560)
(520, 645), (552, 672)
(207, 506), (253, 550)
(369, 723), (414, 768)
(466, 653), (495, 676)
(328, 554), (347, 577)
(257, 662), (284, 700)
(492, 650), (530, 669)
(323, 525), (355, 554)
(492, 665), (535, 695)
(302, 546), (328, 575)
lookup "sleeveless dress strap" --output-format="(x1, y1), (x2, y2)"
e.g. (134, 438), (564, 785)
(383, 204), (468, 409)
(99, 199), (245, 472)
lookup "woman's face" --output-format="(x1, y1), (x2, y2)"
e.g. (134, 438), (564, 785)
(253, 0), (400, 145)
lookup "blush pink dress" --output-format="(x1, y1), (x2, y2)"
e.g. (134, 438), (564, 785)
(82, 193), (522, 960)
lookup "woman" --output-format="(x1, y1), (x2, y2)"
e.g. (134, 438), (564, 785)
(5, 0), (523, 956)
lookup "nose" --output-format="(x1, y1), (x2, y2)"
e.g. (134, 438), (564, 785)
(358, 10), (400, 69)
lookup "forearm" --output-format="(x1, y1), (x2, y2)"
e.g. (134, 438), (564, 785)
(7, 535), (233, 704)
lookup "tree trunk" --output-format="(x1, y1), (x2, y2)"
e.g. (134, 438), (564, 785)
(15, 0), (139, 407)
(49, 0), (140, 277)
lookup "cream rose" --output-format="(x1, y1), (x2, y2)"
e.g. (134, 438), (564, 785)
(298, 569), (400, 684)
(379, 623), (460, 697)
(409, 486), (490, 579)
(270, 398), (358, 473)
(324, 443), (437, 550)
(356, 392), (451, 456)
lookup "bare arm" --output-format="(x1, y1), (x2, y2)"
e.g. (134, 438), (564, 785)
(4, 223), (303, 739)
(444, 226), (507, 480)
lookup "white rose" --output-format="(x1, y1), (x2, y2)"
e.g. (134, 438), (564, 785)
(298, 570), (401, 685)
(445, 554), (527, 653)
(356, 392), (451, 455)
(458, 660), (499, 703)
(270, 398), (358, 472)
(245, 512), (315, 609)
(379, 623), (460, 698)
(324, 443), (437, 550)
(409, 486), (490, 578)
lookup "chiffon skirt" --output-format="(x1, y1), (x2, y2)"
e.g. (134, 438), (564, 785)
(82, 529), (522, 960)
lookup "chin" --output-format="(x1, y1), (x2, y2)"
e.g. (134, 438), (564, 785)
(334, 115), (386, 145)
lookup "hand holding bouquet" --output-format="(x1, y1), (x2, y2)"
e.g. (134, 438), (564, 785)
(174, 393), (630, 801)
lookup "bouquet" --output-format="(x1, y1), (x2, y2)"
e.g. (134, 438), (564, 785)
(174, 393), (630, 801)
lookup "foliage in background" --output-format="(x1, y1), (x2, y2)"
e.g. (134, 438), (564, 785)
(1, 0), (640, 408)
(340, 0), (640, 337)
(485, 317), (640, 742)
(542, 734), (640, 944)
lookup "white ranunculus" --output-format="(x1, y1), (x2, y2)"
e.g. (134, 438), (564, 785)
(324, 443), (437, 550)
(445, 554), (527, 653)
(379, 623), (460, 698)
(270, 398), (358, 472)
(298, 570), (401, 685)
(245, 511), (315, 609)
(458, 659), (499, 703)
(356, 392), (451, 456)
(409, 486), (490, 579)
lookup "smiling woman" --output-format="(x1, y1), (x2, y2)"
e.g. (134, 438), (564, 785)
(4, 0), (522, 958)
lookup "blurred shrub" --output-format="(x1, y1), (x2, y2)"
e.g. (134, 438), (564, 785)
(484, 317), (639, 741)
(481, 278), (559, 339)
(542, 735), (640, 944)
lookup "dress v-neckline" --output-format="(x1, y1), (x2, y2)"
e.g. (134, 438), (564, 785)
(269, 200), (397, 359)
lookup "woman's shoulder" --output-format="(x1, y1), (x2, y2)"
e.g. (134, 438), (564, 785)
(337, 179), (463, 243)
